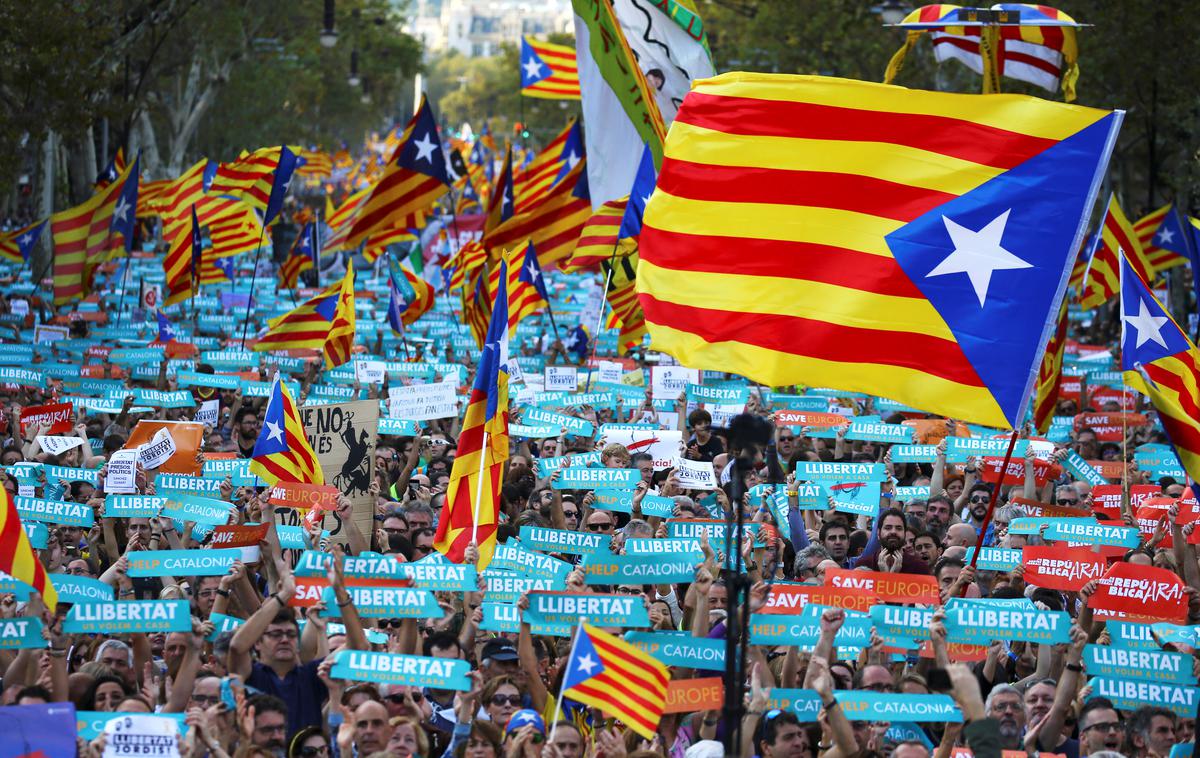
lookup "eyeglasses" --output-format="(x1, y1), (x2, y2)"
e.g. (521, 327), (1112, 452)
(191, 694), (219, 707)
(299, 746), (329, 758)
(586, 522), (613, 532)
(1056, 498), (1079, 506)
(615, 587), (641, 595)
(385, 691), (424, 704)
(263, 629), (299, 641)
(778, 436), (794, 442)
(1082, 722), (1123, 734)
(970, 496), (990, 504)
(414, 545), (434, 554)
(490, 694), (523, 707)
(562, 510), (579, 519)
(378, 619), (404, 629)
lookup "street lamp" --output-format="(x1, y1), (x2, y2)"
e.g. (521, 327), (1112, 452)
(874, 0), (908, 24)
(320, 0), (338, 47)
(348, 49), (361, 87)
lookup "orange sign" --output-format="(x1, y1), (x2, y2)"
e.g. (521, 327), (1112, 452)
(270, 482), (341, 511)
(825, 568), (940, 605)
(664, 677), (724, 714)
(1010, 497), (1090, 520)
(122, 420), (204, 475)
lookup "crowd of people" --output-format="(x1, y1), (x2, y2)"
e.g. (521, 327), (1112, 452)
(0, 253), (1194, 758)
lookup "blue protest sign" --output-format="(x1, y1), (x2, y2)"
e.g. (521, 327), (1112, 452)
(127, 549), (240, 578)
(518, 526), (608, 555)
(581, 552), (697, 584)
(626, 631), (725, 671)
(0, 616), (45, 648)
(65, 600), (192, 633)
(1088, 676), (1200, 718)
(553, 467), (639, 489)
(319, 586), (441, 619)
(490, 542), (572, 581)
(944, 603), (1070, 645)
(331, 650), (472, 690)
(103, 495), (165, 519)
(1084, 644), (1196, 685)
(525, 591), (650, 628)
(49, 574), (114, 604)
(833, 692), (962, 722)
(15, 496), (93, 527)
(160, 494), (234, 525)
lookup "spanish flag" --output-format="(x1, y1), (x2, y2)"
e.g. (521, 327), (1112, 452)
(0, 489), (56, 611)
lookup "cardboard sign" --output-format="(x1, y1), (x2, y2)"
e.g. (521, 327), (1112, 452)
(1083, 645), (1197, 685)
(1088, 676), (1200, 718)
(137, 427), (177, 469)
(269, 481), (341, 511)
(65, 600), (192, 633)
(664, 677), (724, 714)
(210, 523), (270, 562)
(525, 591), (650, 628)
(122, 420), (203, 475)
(37, 435), (85, 456)
(825, 568), (939, 605)
(1090, 562), (1189, 624)
(553, 467), (640, 490)
(20, 402), (74, 435)
(299, 400), (377, 545)
(545, 366), (578, 392)
(1010, 496), (1091, 520)
(127, 549), (241, 578)
(1022, 545), (1107, 591)
(104, 449), (138, 494)
(331, 650), (472, 691)
(674, 457), (716, 490)
(979, 455), (1062, 487)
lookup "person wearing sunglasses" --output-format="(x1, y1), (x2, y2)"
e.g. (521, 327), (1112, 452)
(481, 675), (526, 727)
(504, 709), (546, 755)
(288, 726), (330, 758)
(583, 513), (615, 534)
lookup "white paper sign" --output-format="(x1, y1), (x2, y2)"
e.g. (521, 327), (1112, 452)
(597, 361), (624, 385)
(34, 324), (69, 344)
(545, 366), (578, 392)
(103, 713), (181, 758)
(355, 360), (386, 385)
(137, 428), (177, 470)
(674, 456), (716, 490)
(10, 300), (28, 317)
(194, 399), (219, 429)
(651, 366), (699, 400)
(601, 428), (683, 471)
(105, 450), (139, 494)
(388, 380), (458, 421)
(36, 435), (85, 456)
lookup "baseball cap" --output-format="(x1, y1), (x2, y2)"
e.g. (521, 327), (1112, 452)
(505, 709), (546, 735)
(482, 638), (519, 662)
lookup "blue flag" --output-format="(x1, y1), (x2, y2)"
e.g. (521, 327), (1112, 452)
(15, 220), (47, 262)
(264, 146), (300, 226)
(157, 310), (177, 343)
(619, 143), (657, 239)
(111, 154), (140, 252)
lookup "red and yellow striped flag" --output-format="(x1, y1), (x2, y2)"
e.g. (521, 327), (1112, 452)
(561, 622), (668, 740)
(485, 160), (591, 270)
(1032, 297), (1069, 434)
(637, 73), (1120, 429)
(51, 155), (139, 304)
(604, 252), (646, 355)
(0, 489), (56, 611)
(564, 198), (632, 272)
(1080, 196), (1157, 310)
(520, 37), (581, 100)
(513, 120), (581, 213)
(1134, 204), (1190, 274)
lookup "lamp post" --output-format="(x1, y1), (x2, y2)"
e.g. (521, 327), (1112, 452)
(348, 49), (361, 87)
(873, 0), (908, 24)
(320, 0), (338, 47)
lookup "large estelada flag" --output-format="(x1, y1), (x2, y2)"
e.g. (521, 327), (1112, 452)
(52, 154), (140, 304)
(637, 73), (1121, 429)
(520, 36), (581, 100)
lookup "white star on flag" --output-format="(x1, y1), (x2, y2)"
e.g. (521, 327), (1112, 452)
(525, 261), (540, 282)
(264, 420), (284, 444)
(565, 151), (580, 169)
(522, 57), (543, 80)
(18, 234), (30, 245)
(1124, 298), (1170, 349)
(1158, 226), (1176, 245)
(113, 196), (131, 223)
(575, 653), (597, 675)
(926, 209), (1031, 307)
(412, 133), (437, 164)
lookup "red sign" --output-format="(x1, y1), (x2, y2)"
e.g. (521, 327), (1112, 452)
(1074, 413), (1150, 441)
(774, 411), (848, 428)
(288, 576), (407, 607)
(210, 523), (269, 550)
(979, 456), (1062, 487)
(1010, 497), (1090, 520)
(824, 568), (940, 604)
(1091, 484), (1158, 520)
(19, 402), (74, 435)
(761, 584), (877, 615)
(1022, 545), (1107, 591)
(1089, 562), (1188, 624)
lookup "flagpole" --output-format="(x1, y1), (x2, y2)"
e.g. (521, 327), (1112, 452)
(549, 617), (587, 743)
(114, 255), (134, 328)
(583, 252), (617, 393)
(471, 429), (489, 545)
(240, 225), (268, 348)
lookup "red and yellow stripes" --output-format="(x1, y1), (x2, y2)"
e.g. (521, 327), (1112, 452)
(51, 157), (139, 305)
(1128, 350), (1200, 486)
(565, 624), (668, 740)
(447, 241), (488, 294)
(486, 161), (591, 269)
(565, 198), (631, 272)
(249, 380), (324, 486)
(1134, 204), (1189, 273)
(1032, 298), (1069, 434)
(398, 267), (435, 326)
(638, 73), (1107, 429)
(604, 253), (646, 354)
(209, 148), (282, 211)
(522, 37), (581, 100)
(0, 489), (57, 611)
(323, 262), (357, 369)
(279, 251), (313, 290)
(1080, 197), (1155, 309)
(514, 120), (577, 213)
